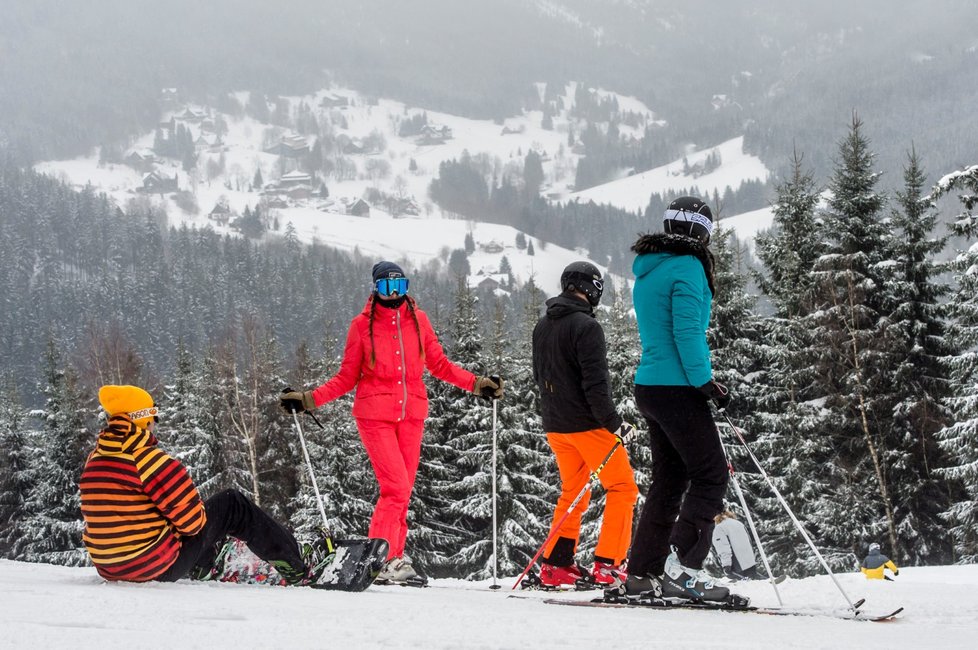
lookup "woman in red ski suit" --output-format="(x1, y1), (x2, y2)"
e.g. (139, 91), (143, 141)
(281, 261), (502, 583)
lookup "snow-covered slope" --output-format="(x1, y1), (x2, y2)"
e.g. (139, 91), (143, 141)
(1, 560), (975, 649)
(569, 136), (769, 213)
(34, 83), (773, 287)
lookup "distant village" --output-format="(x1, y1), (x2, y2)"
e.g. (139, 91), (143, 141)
(121, 88), (447, 230)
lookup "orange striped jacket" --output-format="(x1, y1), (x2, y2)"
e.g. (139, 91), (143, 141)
(80, 415), (206, 581)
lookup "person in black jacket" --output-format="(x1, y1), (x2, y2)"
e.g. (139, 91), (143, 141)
(531, 261), (639, 588)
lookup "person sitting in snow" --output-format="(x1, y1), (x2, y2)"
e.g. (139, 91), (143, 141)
(860, 542), (900, 580)
(80, 385), (311, 584)
(712, 509), (762, 580)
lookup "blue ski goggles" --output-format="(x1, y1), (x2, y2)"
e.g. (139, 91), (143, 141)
(375, 276), (409, 296)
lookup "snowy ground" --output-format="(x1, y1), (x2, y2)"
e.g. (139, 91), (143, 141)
(1, 561), (975, 649)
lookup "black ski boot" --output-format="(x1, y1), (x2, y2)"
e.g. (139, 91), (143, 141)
(604, 573), (666, 604)
(661, 551), (736, 604)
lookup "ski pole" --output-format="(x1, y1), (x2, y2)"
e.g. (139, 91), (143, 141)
(490, 397), (499, 590)
(291, 408), (331, 533)
(718, 413), (858, 612)
(512, 439), (622, 590)
(716, 428), (783, 606)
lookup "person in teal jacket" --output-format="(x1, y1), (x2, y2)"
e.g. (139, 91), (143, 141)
(621, 196), (735, 605)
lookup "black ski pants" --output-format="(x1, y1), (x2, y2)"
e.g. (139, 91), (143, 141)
(157, 488), (304, 581)
(628, 385), (728, 576)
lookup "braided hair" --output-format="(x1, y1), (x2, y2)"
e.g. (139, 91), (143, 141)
(366, 294), (426, 369)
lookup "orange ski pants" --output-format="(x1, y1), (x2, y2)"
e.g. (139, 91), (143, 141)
(543, 428), (639, 565)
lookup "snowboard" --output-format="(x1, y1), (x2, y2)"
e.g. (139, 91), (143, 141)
(196, 535), (389, 592)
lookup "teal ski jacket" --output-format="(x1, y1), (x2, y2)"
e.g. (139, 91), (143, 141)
(631, 233), (715, 388)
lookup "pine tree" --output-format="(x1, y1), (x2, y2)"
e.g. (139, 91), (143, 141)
(161, 342), (220, 497)
(750, 150), (845, 575)
(933, 163), (978, 561)
(0, 380), (32, 558)
(422, 276), (489, 576)
(878, 149), (957, 564)
(809, 114), (896, 561)
(15, 340), (91, 565)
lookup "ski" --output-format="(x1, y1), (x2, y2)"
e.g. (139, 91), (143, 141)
(375, 575), (430, 588)
(542, 595), (903, 622)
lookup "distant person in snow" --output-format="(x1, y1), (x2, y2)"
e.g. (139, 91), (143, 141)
(623, 196), (737, 604)
(712, 510), (762, 580)
(861, 543), (900, 580)
(80, 385), (312, 585)
(280, 261), (503, 586)
(531, 261), (639, 588)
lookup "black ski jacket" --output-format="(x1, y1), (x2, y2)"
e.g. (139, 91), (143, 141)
(532, 293), (623, 434)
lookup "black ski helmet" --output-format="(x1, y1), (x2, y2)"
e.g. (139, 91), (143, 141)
(663, 196), (714, 243)
(560, 261), (604, 307)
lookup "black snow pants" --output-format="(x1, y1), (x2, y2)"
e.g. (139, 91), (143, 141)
(628, 385), (728, 576)
(157, 488), (305, 581)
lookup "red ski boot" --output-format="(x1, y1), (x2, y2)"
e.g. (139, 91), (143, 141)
(539, 562), (585, 589)
(591, 561), (626, 585)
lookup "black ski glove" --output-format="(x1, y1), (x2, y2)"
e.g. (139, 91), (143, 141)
(280, 388), (316, 413)
(698, 380), (731, 411)
(474, 375), (504, 401)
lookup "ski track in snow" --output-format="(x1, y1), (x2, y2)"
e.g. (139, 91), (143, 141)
(1, 560), (976, 649)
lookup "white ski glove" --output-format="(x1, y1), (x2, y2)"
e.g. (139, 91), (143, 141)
(614, 422), (637, 444)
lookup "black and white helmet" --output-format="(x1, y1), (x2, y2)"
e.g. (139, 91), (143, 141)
(663, 196), (714, 243)
(560, 261), (604, 307)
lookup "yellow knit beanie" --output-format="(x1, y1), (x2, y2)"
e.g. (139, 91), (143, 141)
(98, 385), (158, 429)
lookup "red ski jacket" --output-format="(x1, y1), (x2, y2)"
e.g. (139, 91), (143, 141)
(311, 297), (477, 421)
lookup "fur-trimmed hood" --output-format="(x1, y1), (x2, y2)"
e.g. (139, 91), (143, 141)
(631, 233), (716, 297)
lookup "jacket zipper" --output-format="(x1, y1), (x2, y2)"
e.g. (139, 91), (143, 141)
(396, 310), (407, 420)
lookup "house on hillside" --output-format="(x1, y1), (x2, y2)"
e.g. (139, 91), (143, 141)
(320, 93), (349, 109)
(392, 197), (420, 217)
(177, 107), (207, 124)
(277, 170), (312, 200)
(125, 150), (157, 174)
(337, 134), (365, 155)
(480, 240), (504, 254)
(347, 199), (370, 217)
(208, 202), (233, 226)
(417, 124), (453, 145)
(140, 170), (178, 194)
(265, 133), (310, 158)
(500, 124), (526, 135)
(477, 276), (501, 292)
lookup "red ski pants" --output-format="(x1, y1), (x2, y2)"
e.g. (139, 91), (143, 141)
(544, 429), (639, 565)
(356, 417), (425, 560)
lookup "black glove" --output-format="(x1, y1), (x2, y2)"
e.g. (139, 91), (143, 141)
(614, 422), (637, 444)
(280, 387), (316, 414)
(474, 375), (504, 401)
(698, 380), (731, 410)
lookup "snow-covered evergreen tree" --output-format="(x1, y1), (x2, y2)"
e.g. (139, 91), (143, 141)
(0, 380), (32, 558)
(809, 114), (896, 562)
(933, 163), (978, 561)
(879, 149), (957, 564)
(751, 151), (845, 575)
(15, 340), (90, 565)
(458, 292), (556, 578)
(161, 342), (221, 497)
